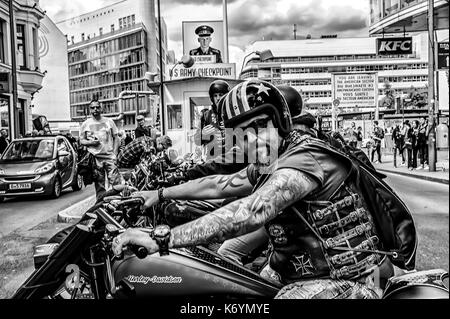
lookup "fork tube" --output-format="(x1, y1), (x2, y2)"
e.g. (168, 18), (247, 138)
(89, 248), (101, 299)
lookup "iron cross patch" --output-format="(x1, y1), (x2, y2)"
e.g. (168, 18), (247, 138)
(291, 254), (315, 276)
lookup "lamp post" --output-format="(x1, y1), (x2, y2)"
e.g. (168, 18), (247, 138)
(239, 49), (274, 79)
(8, 0), (18, 140)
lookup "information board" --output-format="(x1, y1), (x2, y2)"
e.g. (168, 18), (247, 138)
(332, 73), (378, 108)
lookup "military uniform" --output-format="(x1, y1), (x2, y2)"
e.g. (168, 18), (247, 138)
(189, 47), (223, 63)
(189, 25), (223, 63)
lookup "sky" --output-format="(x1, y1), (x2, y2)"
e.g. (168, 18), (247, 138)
(40, 0), (370, 69)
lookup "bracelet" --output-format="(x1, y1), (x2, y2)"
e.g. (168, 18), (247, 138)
(158, 187), (166, 202)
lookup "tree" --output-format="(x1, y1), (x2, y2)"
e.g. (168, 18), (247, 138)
(380, 80), (395, 109)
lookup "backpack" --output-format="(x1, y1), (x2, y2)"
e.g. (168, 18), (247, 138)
(293, 133), (417, 270)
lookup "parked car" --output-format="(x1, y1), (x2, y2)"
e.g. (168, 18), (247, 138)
(0, 135), (82, 202)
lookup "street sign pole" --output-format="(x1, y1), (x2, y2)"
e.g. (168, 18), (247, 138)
(427, 0), (436, 171)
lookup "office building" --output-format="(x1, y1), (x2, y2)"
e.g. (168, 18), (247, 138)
(57, 0), (169, 131)
(240, 34), (431, 114)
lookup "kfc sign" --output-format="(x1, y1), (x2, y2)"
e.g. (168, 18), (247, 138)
(377, 37), (413, 55)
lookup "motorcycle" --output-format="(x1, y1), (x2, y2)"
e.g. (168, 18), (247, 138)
(12, 193), (449, 299)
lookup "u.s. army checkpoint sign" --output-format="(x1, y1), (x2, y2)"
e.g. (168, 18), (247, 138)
(170, 63), (236, 80)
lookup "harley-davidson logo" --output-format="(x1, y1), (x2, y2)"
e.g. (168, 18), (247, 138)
(126, 275), (182, 284)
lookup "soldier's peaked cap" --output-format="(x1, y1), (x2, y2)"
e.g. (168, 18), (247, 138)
(195, 25), (214, 37)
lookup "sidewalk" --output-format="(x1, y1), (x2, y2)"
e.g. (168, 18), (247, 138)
(57, 195), (96, 223)
(373, 153), (449, 184)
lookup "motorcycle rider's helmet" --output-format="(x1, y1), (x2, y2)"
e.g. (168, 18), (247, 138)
(209, 80), (230, 105)
(218, 79), (292, 137)
(276, 85), (303, 123)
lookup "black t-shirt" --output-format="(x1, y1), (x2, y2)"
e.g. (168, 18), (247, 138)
(247, 142), (349, 199)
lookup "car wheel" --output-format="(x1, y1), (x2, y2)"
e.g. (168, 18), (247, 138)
(51, 177), (62, 199)
(72, 173), (83, 191)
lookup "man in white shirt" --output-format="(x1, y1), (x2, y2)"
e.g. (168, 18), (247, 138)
(80, 99), (121, 200)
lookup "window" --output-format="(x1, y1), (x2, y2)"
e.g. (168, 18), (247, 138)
(111, 24), (115, 32)
(16, 24), (27, 69)
(81, 33), (85, 41)
(131, 14), (136, 25)
(32, 28), (39, 69)
(167, 105), (182, 129)
(71, 36), (75, 44)
(0, 19), (5, 63)
(99, 27), (103, 36)
(119, 18), (123, 29)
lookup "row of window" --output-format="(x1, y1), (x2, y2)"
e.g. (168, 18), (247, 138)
(69, 32), (145, 64)
(71, 95), (148, 118)
(69, 8), (115, 25)
(251, 53), (416, 64)
(277, 63), (428, 75)
(288, 79), (332, 86)
(70, 63), (146, 91)
(370, 0), (424, 24)
(69, 48), (146, 77)
(119, 15), (136, 30)
(379, 75), (428, 83)
(70, 80), (145, 104)
(302, 91), (332, 98)
(70, 64), (146, 91)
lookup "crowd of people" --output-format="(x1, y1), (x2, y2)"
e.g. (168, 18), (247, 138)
(392, 118), (430, 170)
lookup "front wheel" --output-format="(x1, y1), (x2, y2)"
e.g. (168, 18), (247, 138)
(51, 177), (62, 199)
(72, 174), (83, 192)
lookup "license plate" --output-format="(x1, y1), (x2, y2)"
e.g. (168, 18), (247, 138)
(9, 183), (32, 190)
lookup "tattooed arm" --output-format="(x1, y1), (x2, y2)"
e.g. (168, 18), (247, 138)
(132, 168), (253, 209)
(165, 168), (253, 200)
(112, 168), (318, 255)
(169, 168), (318, 248)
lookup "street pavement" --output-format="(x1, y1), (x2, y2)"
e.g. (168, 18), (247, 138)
(0, 185), (94, 237)
(383, 172), (449, 272)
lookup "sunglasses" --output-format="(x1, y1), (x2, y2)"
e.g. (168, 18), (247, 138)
(90, 105), (101, 110)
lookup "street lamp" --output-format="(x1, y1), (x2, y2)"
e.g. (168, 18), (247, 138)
(239, 49), (274, 79)
(169, 55), (195, 80)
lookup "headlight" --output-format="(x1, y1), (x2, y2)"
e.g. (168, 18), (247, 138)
(35, 163), (54, 174)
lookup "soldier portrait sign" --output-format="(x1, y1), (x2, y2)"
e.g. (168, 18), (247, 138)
(183, 21), (225, 64)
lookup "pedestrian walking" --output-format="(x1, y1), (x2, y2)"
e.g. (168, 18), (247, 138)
(405, 120), (418, 170)
(399, 121), (409, 166)
(0, 128), (10, 155)
(392, 124), (402, 167)
(356, 126), (363, 148)
(417, 117), (429, 170)
(371, 120), (384, 163)
(79, 99), (121, 201)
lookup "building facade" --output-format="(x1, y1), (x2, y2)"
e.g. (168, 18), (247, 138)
(56, 0), (169, 131)
(31, 14), (70, 122)
(369, 0), (449, 114)
(240, 34), (431, 115)
(0, 0), (45, 138)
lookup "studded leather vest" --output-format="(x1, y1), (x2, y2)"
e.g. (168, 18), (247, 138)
(265, 135), (385, 283)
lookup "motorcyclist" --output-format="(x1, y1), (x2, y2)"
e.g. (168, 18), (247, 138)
(194, 80), (230, 161)
(113, 80), (401, 299)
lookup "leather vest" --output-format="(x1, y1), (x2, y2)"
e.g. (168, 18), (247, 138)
(266, 136), (384, 283)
